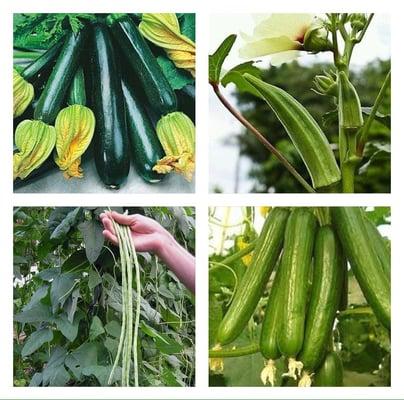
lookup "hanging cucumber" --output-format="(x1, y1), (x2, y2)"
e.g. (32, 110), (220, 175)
(332, 207), (390, 330)
(34, 29), (87, 124)
(243, 73), (341, 190)
(313, 351), (344, 387)
(297, 226), (344, 387)
(121, 78), (166, 183)
(277, 208), (318, 380)
(215, 208), (290, 346)
(90, 23), (130, 189)
(107, 14), (177, 116)
(259, 263), (285, 386)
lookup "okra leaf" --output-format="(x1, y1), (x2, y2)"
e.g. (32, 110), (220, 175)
(362, 107), (391, 128)
(157, 56), (194, 91)
(221, 61), (262, 96)
(359, 142), (390, 176)
(209, 34), (237, 84)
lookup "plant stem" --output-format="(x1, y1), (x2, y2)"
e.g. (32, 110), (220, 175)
(209, 342), (260, 358)
(357, 69), (391, 156)
(219, 240), (257, 266)
(211, 83), (315, 193)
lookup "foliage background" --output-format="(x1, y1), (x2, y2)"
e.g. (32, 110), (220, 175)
(208, 206), (391, 387)
(14, 206), (195, 387)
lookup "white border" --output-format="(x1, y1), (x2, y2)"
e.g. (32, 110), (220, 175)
(2, 0), (403, 398)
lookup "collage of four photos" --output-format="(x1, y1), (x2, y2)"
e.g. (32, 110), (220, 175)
(12, 11), (392, 394)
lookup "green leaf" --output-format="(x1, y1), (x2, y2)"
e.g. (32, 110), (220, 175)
(89, 316), (105, 340)
(15, 303), (53, 323)
(221, 61), (262, 96)
(21, 328), (53, 357)
(82, 365), (121, 386)
(78, 219), (104, 263)
(55, 312), (82, 342)
(48, 207), (82, 241)
(209, 34), (237, 84)
(88, 267), (102, 290)
(105, 320), (122, 338)
(157, 56), (194, 91)
(22, 285), (49, 311)
(362, 107), (391, 128)
(140, 321), (182, 354)
(65, 342), (98, 380)
(50, 273), (76, 313)
(62, 249), (89, 272)
(359, 142), (391, 176)
(365, 207), (391, 226)
(42, 347), (69, 386)
(179, 13), (195, 42)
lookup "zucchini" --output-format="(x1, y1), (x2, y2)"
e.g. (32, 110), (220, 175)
(176, 84), (195, 122)
(259, 263), (285, 386)
(68, 67), (86, 106)
(332, 207), (390, 329)
(277, 208), (317, 379)
(20, 36), (64, 81)
(215, 208), (290, 346)
(363, 216), (390, 278)
(121, 78), (165, 183)
(297, 226), (344, 386)
(34, 30), (86, 124)
(107, 14), (177, 116)
(313, 351), (344, 387)
(90, 23), (130, 189)
(243, 73), (341, 189)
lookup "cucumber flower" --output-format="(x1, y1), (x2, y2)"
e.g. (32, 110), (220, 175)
(239, 14), (331, 66)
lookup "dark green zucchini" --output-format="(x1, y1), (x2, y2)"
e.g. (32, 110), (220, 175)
(298, 226), (344, 384)
(215, 208), (290, 346)
(68, 67), (86, 106)
(313, 351), (344, 387)
(176, 84), (195, 122)
(277, 208), (317, 379)
(107, 14), (177, 116)
(332, 207), (390, 329)
(20, 36), (64, 81)
(34, 30), (86, 124)
(90, 23), (129, 189)
(121, 78), (165, 183)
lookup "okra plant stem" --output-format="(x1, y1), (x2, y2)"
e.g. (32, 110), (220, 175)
(209, 342), (260, 358)
(211, 84), (315, 193)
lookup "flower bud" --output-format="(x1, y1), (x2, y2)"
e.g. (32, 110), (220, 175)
(13, 69), (34, 118)
(54, 105), (95, 179)
(349, 14), (367, 31)
(153, 112), (195, 181)
(303, 22), (332, 53)
(313, 70), (338, 97)
(13, 120), (56, 180)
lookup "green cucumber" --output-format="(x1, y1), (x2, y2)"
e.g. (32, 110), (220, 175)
(20, 36), (64, 81)
(90, 23), (130, 189)
(297, 226), (344, 384)
(215, 208), (290, 346)
(121, 78), (165, 183)
(107, 14), (177, 116)
(363, 216), (390, 278)
(34, 30), (86, 124)
(68, 67), (86, 106)
(313, 351), (344, 387)
(332, 207), (390, 329)
(243, 74), (341, 189)
(277, 208), (318, 379)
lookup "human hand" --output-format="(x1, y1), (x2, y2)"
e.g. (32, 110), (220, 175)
(100, 211), (173, 256)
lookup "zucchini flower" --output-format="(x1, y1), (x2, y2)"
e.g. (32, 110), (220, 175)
(13, 120), (56, 180)
(13, 68), (34, 118)
(239, 14), (331, 66)
(153, 112), (195, 182)
(139, 13), (195, 77)
(54, 104), (95, 179)
(209, 344), (224, 373)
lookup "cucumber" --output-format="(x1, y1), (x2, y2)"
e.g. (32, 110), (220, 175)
(259, 263), (285, 386)
(215, 208), (290, 346)
(20, 36), (64, 81)
(277, 208), (318, 379)
(108, 14), (177, 116)
(121, 78), (165, 183)
(363, 216), (390, 278)
(243, 74), (341, 189)
(332, 207), (390, 329)
(313, 351), (343, 387)
(338, 257), (349, 312)
(90, 23), (130, 189)
(67, 67), (86, 106)
(297, 226), (344, 385)
(34, 30), (86, 124)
